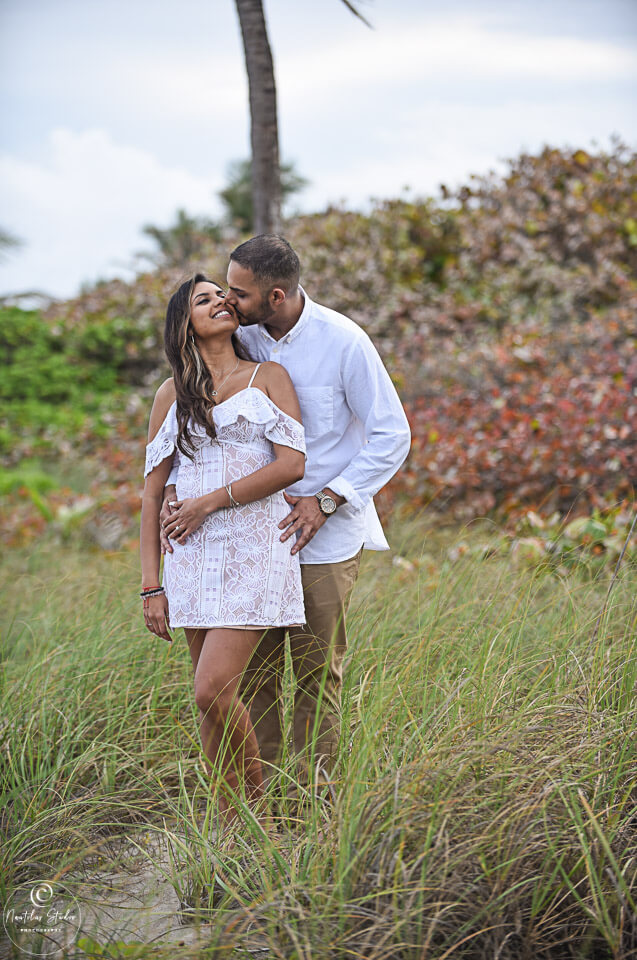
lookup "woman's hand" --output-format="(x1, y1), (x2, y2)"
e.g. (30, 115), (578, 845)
(163, 495), (218, 544)
(144, 593), (172, 642)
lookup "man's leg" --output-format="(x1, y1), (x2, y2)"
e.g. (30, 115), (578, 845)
(288, 550), (362, 779)
(239, 628), (286, 784)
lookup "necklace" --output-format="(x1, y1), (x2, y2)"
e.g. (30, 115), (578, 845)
(210, 357), (240, 398)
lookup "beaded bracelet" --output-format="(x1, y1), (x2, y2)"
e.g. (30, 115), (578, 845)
(142, 587), (164, 611)
(140, 586), (164, 598)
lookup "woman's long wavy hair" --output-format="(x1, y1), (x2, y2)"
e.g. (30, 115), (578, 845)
(164, 273), (251, 459)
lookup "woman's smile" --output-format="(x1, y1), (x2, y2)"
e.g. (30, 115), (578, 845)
(189, 281), (238, 336)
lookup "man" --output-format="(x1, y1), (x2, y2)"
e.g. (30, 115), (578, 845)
(163, 235), (410, 783)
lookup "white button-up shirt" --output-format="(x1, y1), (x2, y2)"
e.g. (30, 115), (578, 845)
(237, 289), (411, 564)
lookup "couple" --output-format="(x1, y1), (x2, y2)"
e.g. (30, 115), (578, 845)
(140, 235), (411, 824)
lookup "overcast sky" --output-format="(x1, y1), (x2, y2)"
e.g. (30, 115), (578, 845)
(1, 0), (636, 300)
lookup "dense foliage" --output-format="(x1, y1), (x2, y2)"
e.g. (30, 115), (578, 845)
(1, 142), (635, 546)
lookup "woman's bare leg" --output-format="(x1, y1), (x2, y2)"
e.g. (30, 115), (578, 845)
(185, 629), (216, 778)
(185, 627), (264, 817)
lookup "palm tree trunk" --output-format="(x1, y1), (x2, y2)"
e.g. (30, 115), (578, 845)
(234, 0), (281, 235)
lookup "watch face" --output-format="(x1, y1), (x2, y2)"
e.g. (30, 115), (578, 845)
(319, 495), (337, 515)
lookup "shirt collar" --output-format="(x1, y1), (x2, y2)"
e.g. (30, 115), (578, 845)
(257, 285), (313, 344)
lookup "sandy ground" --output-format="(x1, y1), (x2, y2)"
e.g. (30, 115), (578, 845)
(3, 827), (272, 957)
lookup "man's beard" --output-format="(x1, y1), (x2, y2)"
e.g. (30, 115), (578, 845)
(238, 293), (274, 327)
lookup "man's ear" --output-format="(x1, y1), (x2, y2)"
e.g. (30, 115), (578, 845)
(270, 286), (286, 307)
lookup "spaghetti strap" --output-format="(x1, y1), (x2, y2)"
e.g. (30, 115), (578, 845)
(247, 363), (262, 389)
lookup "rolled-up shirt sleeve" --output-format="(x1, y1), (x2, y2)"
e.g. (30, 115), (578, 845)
(165, 452), (180, 488)
(327, 332), (411, 511)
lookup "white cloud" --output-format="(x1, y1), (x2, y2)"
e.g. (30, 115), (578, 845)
(278, 16), (637, 107)
(0, 128), (221, 298)
(1, 4), (635, 300)
(113, 54), (247, 121)
(295, 95), (634, 211)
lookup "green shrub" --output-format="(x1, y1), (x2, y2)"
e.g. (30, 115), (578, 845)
(0, 307), (133, 454)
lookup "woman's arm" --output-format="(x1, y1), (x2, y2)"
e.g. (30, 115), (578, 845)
(164, 364), (305, 544)
(140, 381), (176, 642)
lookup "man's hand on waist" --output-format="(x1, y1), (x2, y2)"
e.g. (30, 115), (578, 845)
(159, 486), (177, 555)
(279, 487), (345, 556)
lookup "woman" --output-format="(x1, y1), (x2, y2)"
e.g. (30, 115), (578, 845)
(140, 273), (305, 824)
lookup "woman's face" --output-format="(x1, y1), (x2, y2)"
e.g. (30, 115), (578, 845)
(189, 281), (238, 340)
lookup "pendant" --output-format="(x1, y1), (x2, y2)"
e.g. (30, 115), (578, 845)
(211, 390), (217, 397)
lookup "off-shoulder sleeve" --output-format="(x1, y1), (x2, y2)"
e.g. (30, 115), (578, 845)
(214, 390), (306, 456)
(264, 407), (306, 455)
(144, 403), (178, 478)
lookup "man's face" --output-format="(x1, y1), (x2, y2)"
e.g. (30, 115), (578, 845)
(225, 260), (273, 326)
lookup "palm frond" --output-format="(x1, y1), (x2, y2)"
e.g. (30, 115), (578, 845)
(340, 0), (373, 29)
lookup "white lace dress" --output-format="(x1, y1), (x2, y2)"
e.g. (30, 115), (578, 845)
(144, 385), (306, 629)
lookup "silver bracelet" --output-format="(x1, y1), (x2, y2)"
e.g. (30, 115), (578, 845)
(225, 483), (240, 508)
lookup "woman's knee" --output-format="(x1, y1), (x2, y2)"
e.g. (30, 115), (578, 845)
(194, 676), (238, 717)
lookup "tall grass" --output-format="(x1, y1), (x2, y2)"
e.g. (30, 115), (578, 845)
(1, 516), (635, 959)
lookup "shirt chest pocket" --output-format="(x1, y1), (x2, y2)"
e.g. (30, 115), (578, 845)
(294, 387), (334, 437)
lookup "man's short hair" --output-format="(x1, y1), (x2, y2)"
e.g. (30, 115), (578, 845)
(229, 235), (300, 293)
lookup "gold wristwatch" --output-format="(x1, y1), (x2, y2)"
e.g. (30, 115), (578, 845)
(315, 490), (337, 516)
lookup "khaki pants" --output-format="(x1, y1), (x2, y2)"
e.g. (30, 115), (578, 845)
(239, 550), (362, 782)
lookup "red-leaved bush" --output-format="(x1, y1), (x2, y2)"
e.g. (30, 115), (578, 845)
(2, 143), (635, 544)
